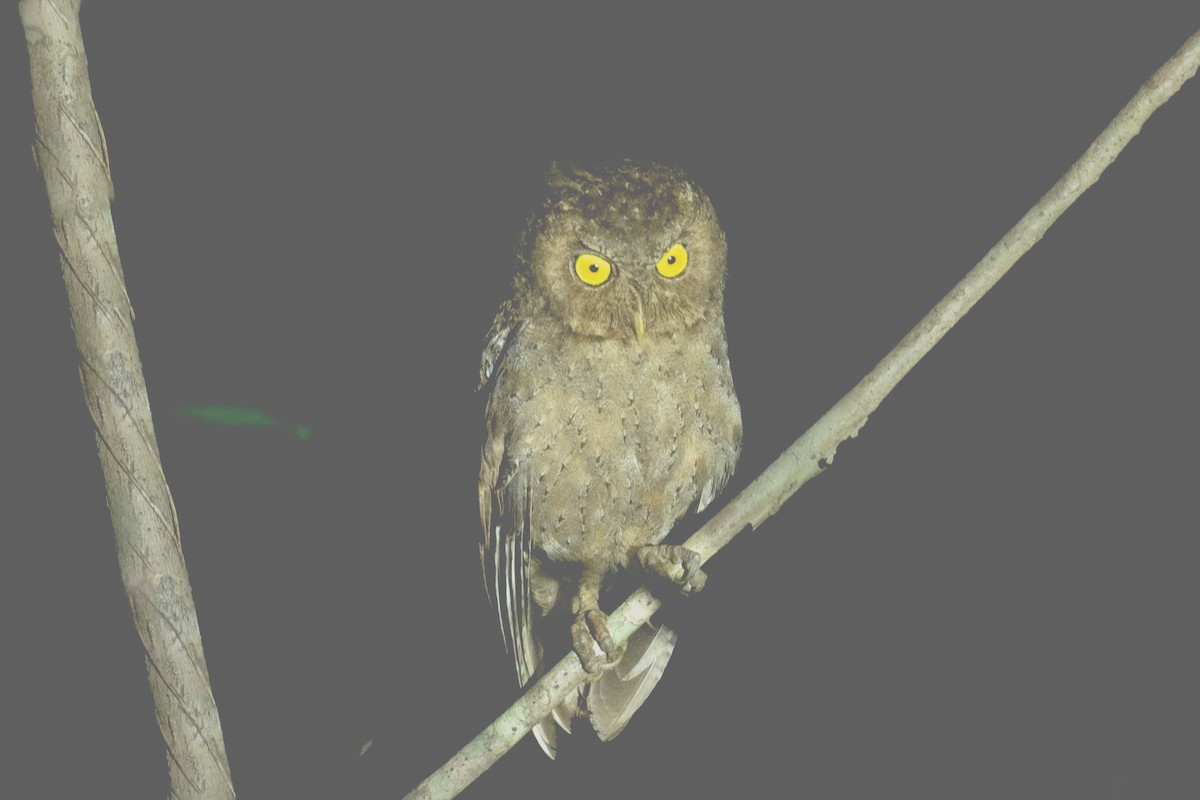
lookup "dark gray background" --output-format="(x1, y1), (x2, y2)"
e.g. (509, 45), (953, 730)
(5, 4), (1197, 798)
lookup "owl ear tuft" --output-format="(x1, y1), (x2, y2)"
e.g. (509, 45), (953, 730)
(545, 161), (569, 188)
(546, 161), (599, 192)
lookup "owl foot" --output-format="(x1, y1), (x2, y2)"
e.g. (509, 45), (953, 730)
(637, 544), (708, 594)
(571, 607), (625, 674)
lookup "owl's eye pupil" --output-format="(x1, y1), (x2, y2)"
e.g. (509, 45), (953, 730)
(667, 256), (676, 265)
(589, 264), (599, 273)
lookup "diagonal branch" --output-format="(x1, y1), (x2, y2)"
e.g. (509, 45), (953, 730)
(405, 26), (1200, 800)
(21, 1), (236, 797)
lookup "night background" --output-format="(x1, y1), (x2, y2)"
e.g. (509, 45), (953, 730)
(5, 5), (1198, 798)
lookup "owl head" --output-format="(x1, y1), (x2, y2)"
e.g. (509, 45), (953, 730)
(515, 160), (728, 340)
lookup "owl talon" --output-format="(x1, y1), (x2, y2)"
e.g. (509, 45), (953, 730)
(572, 608), (625, 674)
(637, 544), (708, 594)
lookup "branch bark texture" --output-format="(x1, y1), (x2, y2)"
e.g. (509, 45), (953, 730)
(406, 26), (1200, 800)
(21, 1), (236, 797)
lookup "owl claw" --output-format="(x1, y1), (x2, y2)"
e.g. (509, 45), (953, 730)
(637, 544), (708, 594)
(572, 608), (625, 674)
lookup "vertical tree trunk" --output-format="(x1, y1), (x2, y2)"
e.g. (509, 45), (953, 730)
(20, 1), (235, 796)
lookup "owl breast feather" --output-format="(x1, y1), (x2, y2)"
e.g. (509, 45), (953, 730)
(492, 320), (741, 572)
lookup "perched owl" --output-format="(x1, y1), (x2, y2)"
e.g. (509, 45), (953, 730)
(478, 160), (741, 758)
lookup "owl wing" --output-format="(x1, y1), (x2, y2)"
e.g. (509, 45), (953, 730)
(481, 411), (569, 757)
(478, 297), (536, 683)
(693, 377), (742, 516)
(479, 309), (569, 757)
(479, 421), (539, 688)
(478, 299), (523, 390)
(694, 441), (739, 515)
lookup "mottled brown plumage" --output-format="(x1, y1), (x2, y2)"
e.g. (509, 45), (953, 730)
(478, 161), (741, 757)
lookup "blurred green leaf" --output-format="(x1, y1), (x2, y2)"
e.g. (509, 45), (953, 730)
(177, 405), (312, 440)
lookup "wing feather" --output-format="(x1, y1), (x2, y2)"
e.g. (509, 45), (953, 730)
(481, 457), (540, 687)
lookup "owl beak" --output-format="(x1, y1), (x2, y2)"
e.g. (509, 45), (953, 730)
(633, 295), (645, 342)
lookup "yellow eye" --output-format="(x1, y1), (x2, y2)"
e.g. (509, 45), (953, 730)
(574, 253), (612, 286)
(656, 243), (688, 278)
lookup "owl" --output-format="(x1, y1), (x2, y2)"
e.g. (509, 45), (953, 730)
(478, 160), (741, 758)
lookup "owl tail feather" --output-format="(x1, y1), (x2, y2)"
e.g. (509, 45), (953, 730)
(528, 622), (677, 757)
(531, 715), (558, 759)
(587, 622), (679, 742)
(530, 685), (583, 759)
